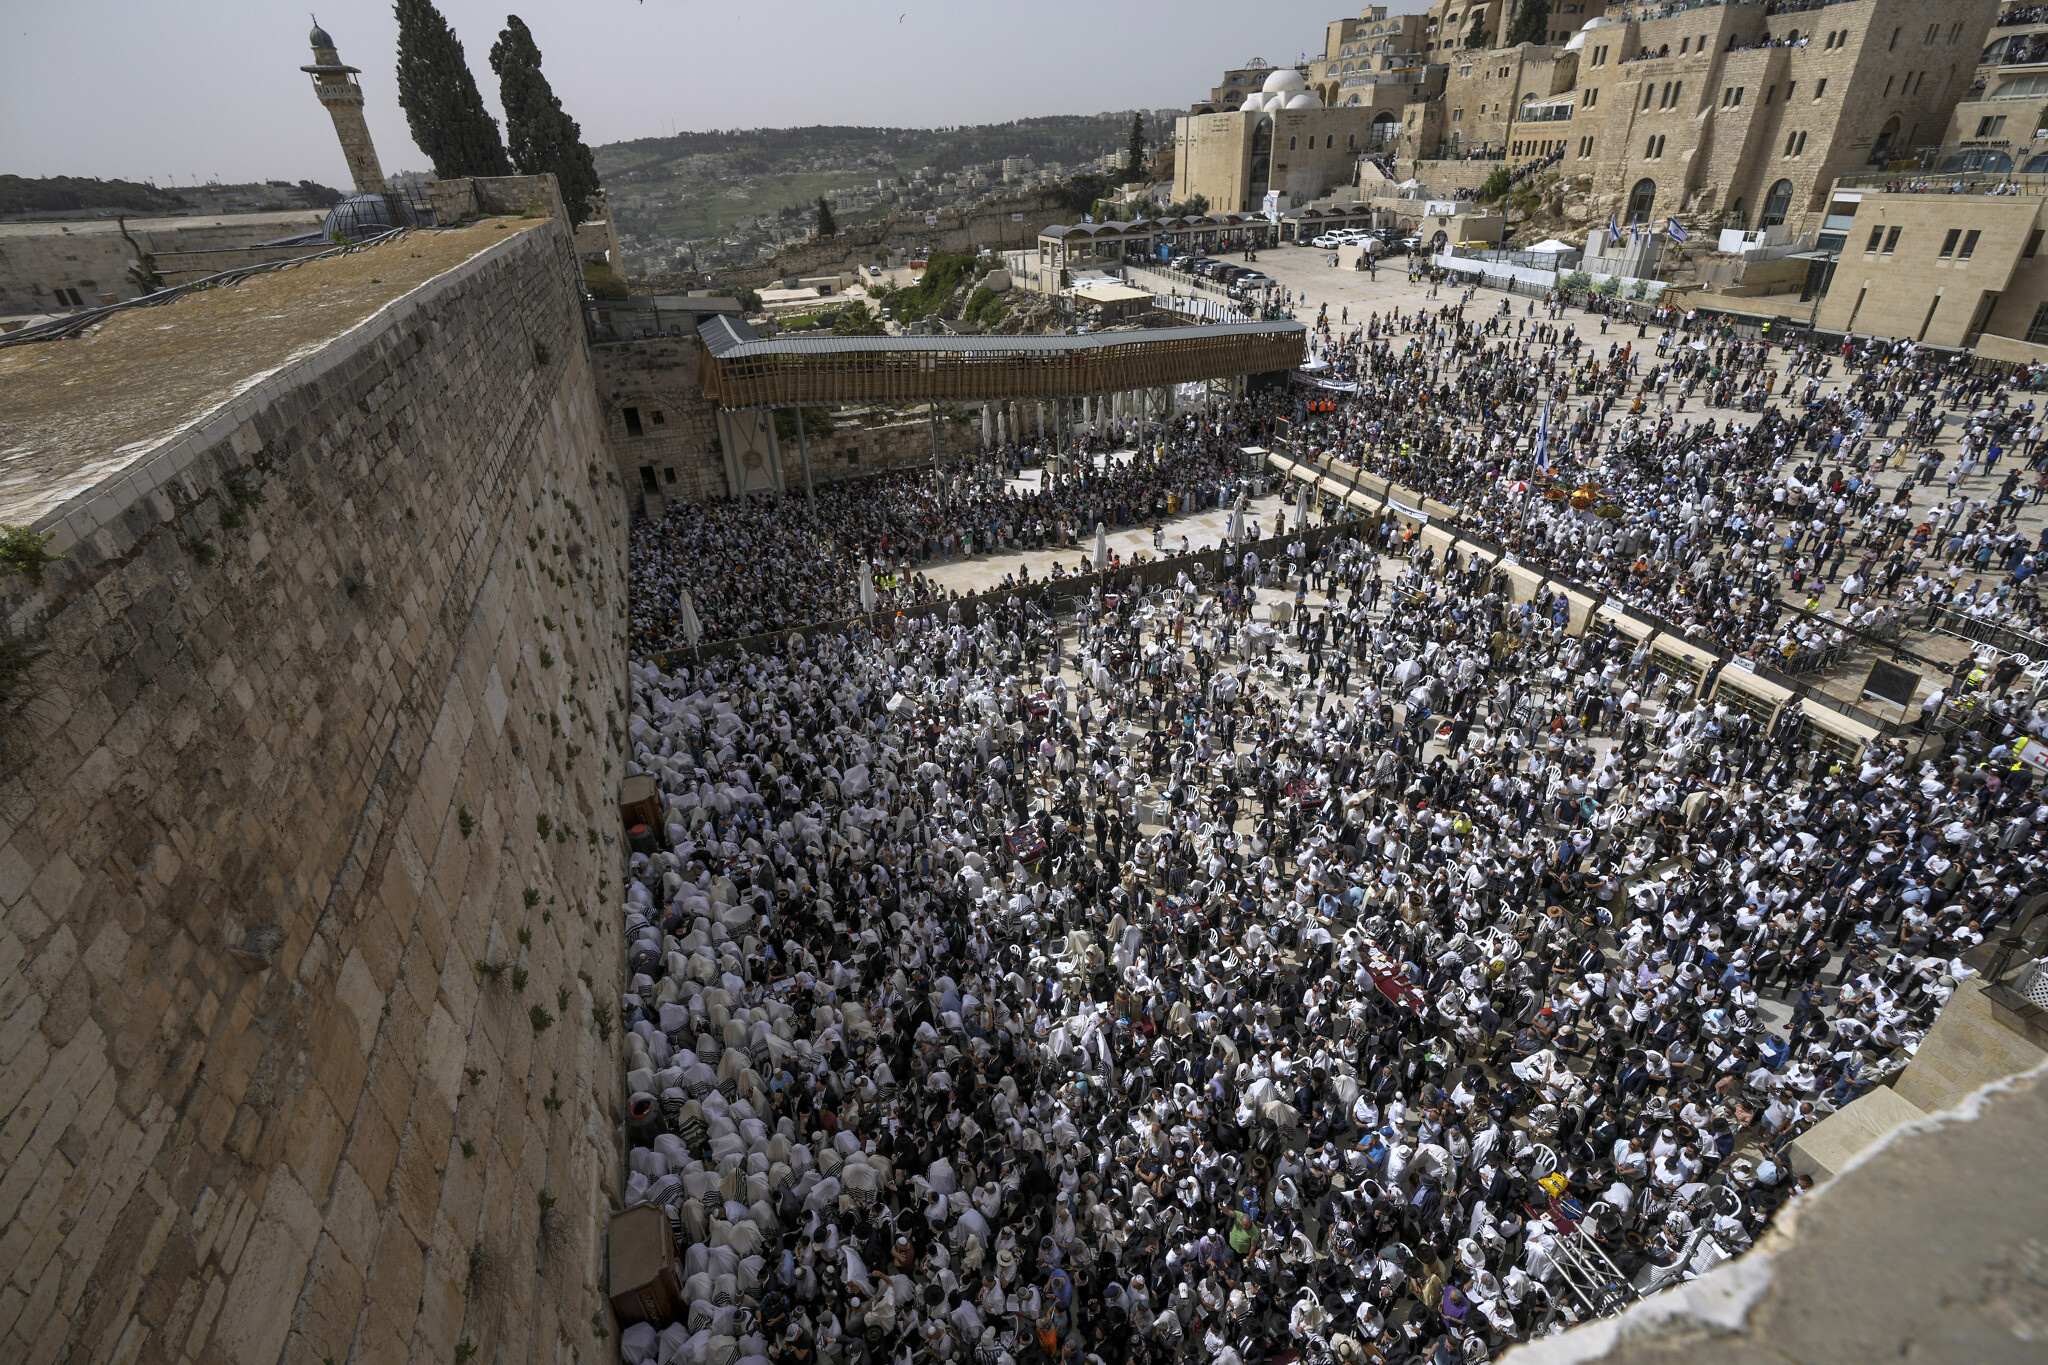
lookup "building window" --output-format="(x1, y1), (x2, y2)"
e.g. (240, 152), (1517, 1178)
(624, 406), (644, 437)
(1289, 136), (1297, 150)
(663, 466), (677, 484)
(1628, 177), (1657, 223)
(2027, 229), (2043, 258)
(1940, 228), (1962, 258)
(1866, 225), (1885, 252)
(1925, 23), (1938, 43)
(1584, 87), (1598, 107)
(1761, 178), (1795, 228)
(1785, 81), (1797, 100)
(1959, 229), (1980, 260)
(638, 465), (658, 492)
(1885, 225), (1903, 253)
(1814, 78), (1827, 98)
(2028, 301), (2048, 344)
(1453, 108), (1464, 121)
(1889, 26), (1900, 50)
(1680, 37), (1690, 52)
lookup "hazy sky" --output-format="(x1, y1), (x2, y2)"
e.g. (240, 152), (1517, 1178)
(0, 0), (1417, 188)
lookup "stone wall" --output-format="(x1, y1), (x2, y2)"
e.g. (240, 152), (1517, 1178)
(590, 334), (979, 508)
(0, 217), (631, 1363)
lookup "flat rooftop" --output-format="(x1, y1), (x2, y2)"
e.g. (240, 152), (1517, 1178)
(0, 210), (323, 240)
(0, 217), (549, 531)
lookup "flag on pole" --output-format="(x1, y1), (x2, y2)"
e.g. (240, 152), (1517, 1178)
(1607, 213), (1622, 247)
(1533, 399), (1552, 475)
(1666, 217), (1690, 242)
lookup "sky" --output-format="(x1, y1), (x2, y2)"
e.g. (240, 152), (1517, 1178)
(0, 0), (1423, 189)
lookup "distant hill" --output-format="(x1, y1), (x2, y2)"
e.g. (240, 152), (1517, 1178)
(0, 175), (187, 216)
(593, 112), (1171, 244)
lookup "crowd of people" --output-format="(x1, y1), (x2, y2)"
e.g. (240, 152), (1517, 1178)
(608, 290), (2048, 1365)
(629, 417), (1275, 648)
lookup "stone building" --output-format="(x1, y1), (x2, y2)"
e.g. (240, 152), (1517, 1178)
(1557, 0), (1996, 233)
(0, 212), (324, 316)
(1202, 0), (1998, 239)
(301, 22), (387, 195)
(1173, 69), (1390, 212)
(1811, 180), (2048, 347)
(1938, 2), (2048, 171)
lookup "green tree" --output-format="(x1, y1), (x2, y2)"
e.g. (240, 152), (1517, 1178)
(295, 180), (344, 207)
(1506, 0), (1551, 47)
(395, 0), (512, 179)
(816, 195), (838, 236)
(1054, 172), (1109, 217)
(1463, 11), (1490, 47)
(1125, 112), (1147, 183)
(490, 16), (600, 223)
(830, 301), (885, 335)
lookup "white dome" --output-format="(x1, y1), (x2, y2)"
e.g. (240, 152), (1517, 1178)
(1285, 91), (1322, 109)
(1241, 93), (1267, 111)
(1262, 68), (1307, 94)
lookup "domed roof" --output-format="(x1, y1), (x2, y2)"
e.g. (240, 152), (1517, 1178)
(323, 192), (426, 241)
(309, 21), (334, 48)
(1241, 93), (1268, 111)
(1262, 68), (1307, 94)
(1284, 91), (1322, 109)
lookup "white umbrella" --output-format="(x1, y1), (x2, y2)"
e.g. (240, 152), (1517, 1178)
(1297, 481), (1312, 525)
(678, 588), (702, 650)
(858, 557), (877, 615)
(1229, 491), (1247, 544)
(1095, 522), (1108, 574)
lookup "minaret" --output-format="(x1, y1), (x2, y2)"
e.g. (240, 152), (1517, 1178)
(302, 19), (386, 194)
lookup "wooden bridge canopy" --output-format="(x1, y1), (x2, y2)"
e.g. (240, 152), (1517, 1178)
(696, 316), (1306, 407)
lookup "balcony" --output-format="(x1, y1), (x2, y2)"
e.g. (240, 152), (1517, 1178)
(312, 79), (364, 104)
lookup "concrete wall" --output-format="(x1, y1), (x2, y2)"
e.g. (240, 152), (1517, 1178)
(0, 218), (630, 1363)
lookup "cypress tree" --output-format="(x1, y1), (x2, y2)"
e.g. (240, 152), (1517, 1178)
(491, 16), (601, 224)
(1506, 0), (1552, 47)
(815, 196), (838, 236)
(1126, 112), (1147, 183)
(394, 0), (512, 179)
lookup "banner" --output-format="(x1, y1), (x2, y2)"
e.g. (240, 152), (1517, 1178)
(925, 214), (939, 226)
(1011, 213), (1024, 222)
(1860, 659), (1920, 709)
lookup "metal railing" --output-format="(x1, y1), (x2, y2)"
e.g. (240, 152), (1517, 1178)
(1925, 605), (2048, 659)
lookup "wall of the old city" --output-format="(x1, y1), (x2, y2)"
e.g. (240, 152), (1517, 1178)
(0, 217), (630, 1365)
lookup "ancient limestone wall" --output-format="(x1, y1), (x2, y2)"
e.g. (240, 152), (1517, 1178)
(0, 217), (631, 1364)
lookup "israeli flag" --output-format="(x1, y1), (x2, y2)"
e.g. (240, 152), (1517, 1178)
(1534, 399), (1552, 475)
(1667, 217), (1690, 242)
(1607, 213), (1623, 247)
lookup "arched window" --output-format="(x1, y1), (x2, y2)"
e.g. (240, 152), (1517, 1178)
(1760, 178), (1794, 228)
(1627, 178), (1657, 224)
(1872, 114), (1902, 163)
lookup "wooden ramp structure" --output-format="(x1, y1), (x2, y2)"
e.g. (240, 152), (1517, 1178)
(696, 316), (1306, 407)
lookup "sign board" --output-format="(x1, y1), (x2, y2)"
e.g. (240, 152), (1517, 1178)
(925, 214), (939, 226)
(1726, 655), (1755, 675)
(1011, 213), (1024, 222)
(1861, 659), (1920, 709)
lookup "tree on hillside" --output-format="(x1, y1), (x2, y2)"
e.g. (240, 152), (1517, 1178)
(395, 0), (512, 179)
(816, 195), (838, 236)
(1125, 112), (1147, 183)
(1464, 11), (1490, 47)
(1506, 0), (1551, 46)
(296, 180), (345, 207)
(491, 16), (601, 223)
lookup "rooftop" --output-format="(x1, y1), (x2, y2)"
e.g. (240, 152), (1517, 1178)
(0, 210), (324, 240)
(0, 218), (549, 531)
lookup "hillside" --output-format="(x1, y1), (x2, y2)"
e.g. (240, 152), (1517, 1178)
(0, 174), (187, 217)
(592, 112), (1169, 248)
